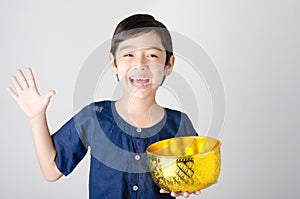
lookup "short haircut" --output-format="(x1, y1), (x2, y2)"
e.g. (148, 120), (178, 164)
(110, 14), (173, 65)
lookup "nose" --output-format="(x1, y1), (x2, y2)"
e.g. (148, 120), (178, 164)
(134, 64), (147, 71)
(133, 54), (148, 70)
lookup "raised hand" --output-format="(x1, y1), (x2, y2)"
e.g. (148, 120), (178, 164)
(7, 68), (56, 120)
(7, 68), (62, 181)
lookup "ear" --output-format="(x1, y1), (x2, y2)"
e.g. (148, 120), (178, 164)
(164, 55), (175, 76)
(109, 53), (118, 74)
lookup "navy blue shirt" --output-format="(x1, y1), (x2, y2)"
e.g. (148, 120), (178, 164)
(52, 100), (197, 199)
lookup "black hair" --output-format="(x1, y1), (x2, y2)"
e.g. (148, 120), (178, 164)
(110, 14), (173, 65)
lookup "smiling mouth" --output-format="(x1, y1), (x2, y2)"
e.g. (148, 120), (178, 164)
(129, 76), (151, 87)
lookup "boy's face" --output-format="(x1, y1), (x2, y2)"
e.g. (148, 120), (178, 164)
(110, 31), (174, 99)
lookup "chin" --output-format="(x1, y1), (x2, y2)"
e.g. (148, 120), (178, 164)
(126, 87), (158, 100)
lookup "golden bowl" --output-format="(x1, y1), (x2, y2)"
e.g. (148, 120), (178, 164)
(146, 136), (221, 192)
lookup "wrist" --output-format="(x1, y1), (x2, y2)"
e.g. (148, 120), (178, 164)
(29, 111), (47, 124)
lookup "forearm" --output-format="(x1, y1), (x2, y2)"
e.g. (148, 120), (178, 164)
(29, 112), (62, 181)
(7, 68), (60, 180)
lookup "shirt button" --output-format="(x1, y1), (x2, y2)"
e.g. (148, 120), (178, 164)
(132, 185), (139, 191)
(136, 128), (142, 132)
(134, 154), (140, 160)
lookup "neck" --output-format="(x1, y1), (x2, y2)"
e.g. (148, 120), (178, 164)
(117, 95), (157, 114)
(115, 94), (164, 128)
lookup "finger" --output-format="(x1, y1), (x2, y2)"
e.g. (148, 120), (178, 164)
(194, 190), (201, 195)
(12, 76), (23, 92)
(17, 69), (29, 88)
(7, 87), (18, 100)
(26, 67), (37, 88)
(160, 189), (170, 193)
(183, 192), (190, 198)
(171, 192), (181, 197)
(43, 90), (56, 104)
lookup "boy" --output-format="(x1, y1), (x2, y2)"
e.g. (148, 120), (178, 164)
(8, 14), (201, 198)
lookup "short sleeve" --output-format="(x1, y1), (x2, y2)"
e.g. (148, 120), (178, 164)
(52, 118), (88, 176)
(177, 113), (198, 137)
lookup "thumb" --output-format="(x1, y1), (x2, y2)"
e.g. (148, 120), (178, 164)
(43, 90), (56, 104)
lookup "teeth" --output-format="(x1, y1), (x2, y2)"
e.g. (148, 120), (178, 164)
(131, 77), (149, 81)
(129, 76), (150, 87)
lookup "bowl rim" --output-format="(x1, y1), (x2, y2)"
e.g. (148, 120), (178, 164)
(146, 136), (221, 158)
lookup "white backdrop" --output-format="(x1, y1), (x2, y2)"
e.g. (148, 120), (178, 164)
(1, 0), (299, 198)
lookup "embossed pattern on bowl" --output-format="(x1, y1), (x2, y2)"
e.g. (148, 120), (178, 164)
(146, 136), (221, 192)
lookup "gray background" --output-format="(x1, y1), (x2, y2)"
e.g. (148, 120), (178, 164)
(1, 0), (299, 198)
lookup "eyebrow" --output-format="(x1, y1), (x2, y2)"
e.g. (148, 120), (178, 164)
(119, 45), (163, 52)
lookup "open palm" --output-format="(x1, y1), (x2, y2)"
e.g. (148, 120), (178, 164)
(7, 68), (55, 120)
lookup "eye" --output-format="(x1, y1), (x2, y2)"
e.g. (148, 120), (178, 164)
(123, 54), (133, 57)
(147, 54), (158, 58)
